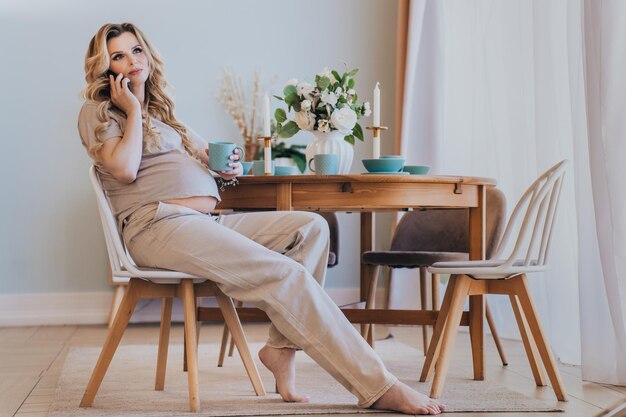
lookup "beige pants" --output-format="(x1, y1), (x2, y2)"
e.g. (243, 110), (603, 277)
(122, 202), (397, 407)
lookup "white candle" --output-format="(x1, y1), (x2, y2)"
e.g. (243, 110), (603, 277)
(264, 142), (271, 174)
(373, 82), (380, 126)
(373, 136), (380, 159)
(263, 93), (271, 137)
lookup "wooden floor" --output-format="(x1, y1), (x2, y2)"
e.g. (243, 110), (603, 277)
(1, 322), (625, 417)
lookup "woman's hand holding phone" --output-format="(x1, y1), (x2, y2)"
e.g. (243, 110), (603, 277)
(109, 72), (141, 116)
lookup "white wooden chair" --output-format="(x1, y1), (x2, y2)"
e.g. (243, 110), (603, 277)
(82, 166), (265, 412)
(420, 160), (569, 402)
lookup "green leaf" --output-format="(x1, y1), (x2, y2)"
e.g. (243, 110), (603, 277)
(291, 153), (307, 173)
(347, 78), (355, 89)
(316, 76), (330, 90)
(344, 135), (355, 145)
(353, 123), (364, 141)
(331, 70), (341, 83)
(279, 121), (300, 138)
(284, 93), (298, 111)
(283, 85), (297, 97)
(273, 95), (284, 101)
(275, 108), (287, 124)
(348, 68), (359, 77)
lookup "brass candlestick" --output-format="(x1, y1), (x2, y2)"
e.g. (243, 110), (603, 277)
(366, 126), (388, 159)
(257, 135), (274, 175)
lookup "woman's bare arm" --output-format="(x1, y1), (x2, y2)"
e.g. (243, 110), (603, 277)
(97, 74), (143, 183)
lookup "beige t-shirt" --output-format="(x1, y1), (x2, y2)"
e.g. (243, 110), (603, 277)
(77, 101), (220, 231)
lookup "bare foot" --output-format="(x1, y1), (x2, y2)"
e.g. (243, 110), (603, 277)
(371, 382), (446, 415)
(259, 345), (310, 403)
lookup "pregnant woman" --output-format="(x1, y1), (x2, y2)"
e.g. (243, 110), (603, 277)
(78, 22), (445, 415)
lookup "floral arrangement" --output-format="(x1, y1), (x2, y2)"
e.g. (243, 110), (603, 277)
(273, 67), (371, 144)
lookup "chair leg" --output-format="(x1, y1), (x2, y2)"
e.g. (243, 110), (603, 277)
(183, 296), (201, 372)
(429, 275), (471, 399)
(213, 286), (266, 396)
(80, 279), (142, 407)
(486, 301), (508, 366)
(217, 323), (230, 367)
(513, 275), (567, 401)
(509, 293), (546, 386)
(363, 265), (380, 347)
(420, 275), (459, 382)
(155, 297), (173, 391)
(107, 284), (126, 328)
(469, 294), (485, 380)
(419, 267), (430, 355)
(181, 280), (200, 412)
(229, 300), (244, 357)
(431, 273), (440, 310)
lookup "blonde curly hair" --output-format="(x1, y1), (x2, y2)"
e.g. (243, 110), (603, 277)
(81, 23), (198, 162)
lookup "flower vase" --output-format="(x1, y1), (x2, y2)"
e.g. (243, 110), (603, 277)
(305, 130), (353, 174)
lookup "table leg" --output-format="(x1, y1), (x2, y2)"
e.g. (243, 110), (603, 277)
(360, 212), (374, 336)
(360, 212), (375, 301)
(468, 185), (486, 380)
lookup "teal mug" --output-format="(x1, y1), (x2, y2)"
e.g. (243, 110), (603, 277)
(308, 154), (339, 175)
(208, 141), (245, 171)
(241, 161), (253, 175)
(253, 160), (275, 176)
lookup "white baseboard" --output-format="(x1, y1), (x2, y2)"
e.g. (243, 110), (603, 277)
(0, 287), (387, 327)
(0, 292), (113, 326)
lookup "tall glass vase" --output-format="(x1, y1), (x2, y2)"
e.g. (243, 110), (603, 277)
(305, 130), (354, 174)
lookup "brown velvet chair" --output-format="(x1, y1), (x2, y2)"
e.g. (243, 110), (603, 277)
(216, 211), (340, 365)
(361, 188), (508, 365)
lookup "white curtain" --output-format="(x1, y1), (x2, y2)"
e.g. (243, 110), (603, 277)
(395, 0), (626, 382)
(580, 0), (626, 384)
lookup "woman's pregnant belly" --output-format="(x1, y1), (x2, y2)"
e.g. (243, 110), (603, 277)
(164, 195), (218, 214)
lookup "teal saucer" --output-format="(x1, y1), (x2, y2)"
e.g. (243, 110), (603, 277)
(361, 171), (410, 175)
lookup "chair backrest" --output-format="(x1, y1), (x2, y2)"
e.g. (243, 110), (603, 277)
(492, 160), (568, 269)
(89, 166), (141, 277)
(390, 187), (506, 259)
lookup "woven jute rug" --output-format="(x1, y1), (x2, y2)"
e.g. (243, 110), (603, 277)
(48, 339), (562, 416)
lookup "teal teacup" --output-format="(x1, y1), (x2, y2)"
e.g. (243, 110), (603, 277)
(275, 165), (299, 176)
(252, 160), (275, 176)
(380, 155), (403, 159)
(208, 141), (245, 171)
(241, 161), (253, 175)
(308, 154), (339, 175)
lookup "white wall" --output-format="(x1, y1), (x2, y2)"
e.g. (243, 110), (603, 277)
(0, 0), (398, 300)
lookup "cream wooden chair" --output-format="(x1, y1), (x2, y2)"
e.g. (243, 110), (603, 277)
(420, 160), (568, 401)
(82, 166), (265, 412)
(362, 187), (508, 367)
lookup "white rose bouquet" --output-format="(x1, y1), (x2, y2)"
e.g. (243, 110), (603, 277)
(273, 67), (371, 144)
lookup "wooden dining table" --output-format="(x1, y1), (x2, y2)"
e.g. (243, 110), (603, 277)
(199, 173), (497, 380)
